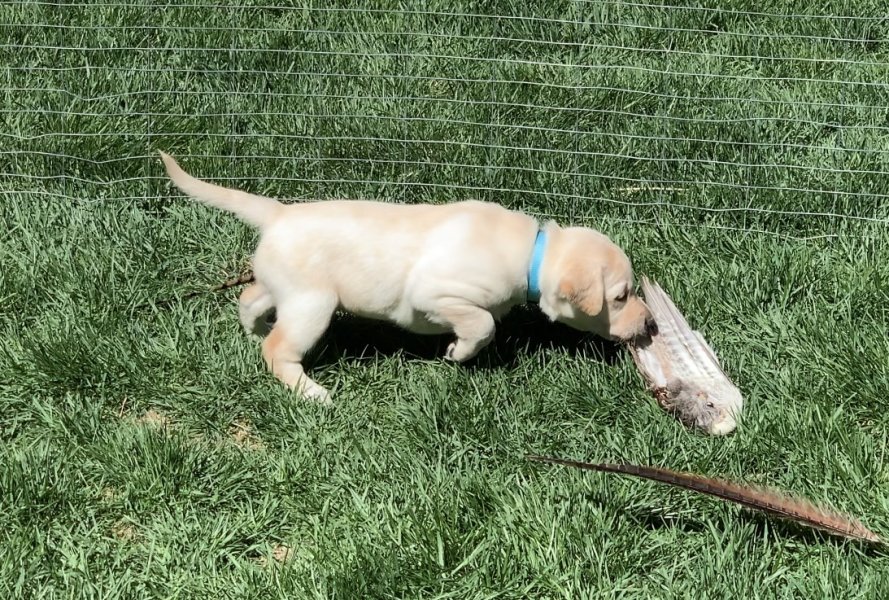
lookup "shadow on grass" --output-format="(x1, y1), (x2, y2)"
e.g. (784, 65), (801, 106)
(626, 509), (709, 535)
(261, 305), (624, 370)
(621, 505), (885, 553)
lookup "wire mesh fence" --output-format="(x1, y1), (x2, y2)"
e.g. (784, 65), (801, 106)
(2, 0), (889, 241)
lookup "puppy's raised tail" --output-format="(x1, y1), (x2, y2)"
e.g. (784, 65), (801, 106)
(159, 151), (281, 229)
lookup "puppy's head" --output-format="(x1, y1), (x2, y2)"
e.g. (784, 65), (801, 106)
(540, 226), (653, 342)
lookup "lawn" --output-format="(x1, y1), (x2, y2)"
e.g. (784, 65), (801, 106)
(2, 0), (889, 597)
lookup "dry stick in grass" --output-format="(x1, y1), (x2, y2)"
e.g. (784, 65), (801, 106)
(136, 270), (255, 311)
(198, 270), (256, 297)
(527, 455), (884, 545)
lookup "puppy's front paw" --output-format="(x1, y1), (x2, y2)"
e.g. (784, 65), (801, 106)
(300, 381), (332, 406)
(445, 341), (480, 363)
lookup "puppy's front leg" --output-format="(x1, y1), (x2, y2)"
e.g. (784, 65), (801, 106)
(261, 291), (337, 403)
(436, 303), (496, 363)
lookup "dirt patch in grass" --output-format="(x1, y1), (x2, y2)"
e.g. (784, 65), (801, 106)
(228, 418), (264, 451)
(255, 543), (294, 568)
(111, 519), (138, 543)
(134, 409), (171, 429)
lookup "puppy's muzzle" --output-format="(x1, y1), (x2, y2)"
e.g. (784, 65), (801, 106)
(623, 316), (657, 345)
(644, 316), (658, 337)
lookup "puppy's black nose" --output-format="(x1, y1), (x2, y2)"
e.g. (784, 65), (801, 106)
(645, 316), (658, 336)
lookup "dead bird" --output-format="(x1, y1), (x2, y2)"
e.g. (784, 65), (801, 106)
(629, 277), (743, 435)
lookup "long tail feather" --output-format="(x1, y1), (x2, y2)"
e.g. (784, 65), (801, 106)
(527, 455), (883, 544)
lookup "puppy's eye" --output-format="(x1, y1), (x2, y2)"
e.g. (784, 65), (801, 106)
(615, 290), (629, 302)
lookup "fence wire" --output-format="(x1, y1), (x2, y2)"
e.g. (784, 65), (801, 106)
(2, 1), (889, 241)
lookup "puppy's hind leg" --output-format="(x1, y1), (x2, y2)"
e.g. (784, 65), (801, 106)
(261, 290), (337, 404)
(434, 302), (496, 363)
(239, 282), (275, 338)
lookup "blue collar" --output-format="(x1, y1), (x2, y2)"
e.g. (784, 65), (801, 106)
(526, 229), (547, 302)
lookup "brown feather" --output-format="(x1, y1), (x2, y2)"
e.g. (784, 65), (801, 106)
(527, 455), (883, 544)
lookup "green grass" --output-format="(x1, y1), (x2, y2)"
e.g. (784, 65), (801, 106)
(2, 0), (889, 597)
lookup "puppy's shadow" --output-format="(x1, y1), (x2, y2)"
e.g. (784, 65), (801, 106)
(251, 307), (620, 369)
(261, 306), (622, 369)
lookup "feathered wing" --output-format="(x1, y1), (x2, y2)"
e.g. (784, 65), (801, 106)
(638, 277), (727, 381)
(629, 283), (697, 391)
(628, 338), (671, 389)
(527, 455), (883, 545)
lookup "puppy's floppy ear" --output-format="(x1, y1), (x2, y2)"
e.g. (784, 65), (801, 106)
(558, 263), (605, 316)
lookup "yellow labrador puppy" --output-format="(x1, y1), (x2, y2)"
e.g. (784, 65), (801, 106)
(160, 152), (654, 402)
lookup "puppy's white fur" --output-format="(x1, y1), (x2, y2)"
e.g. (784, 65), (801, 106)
(160, 152), (652, 402)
